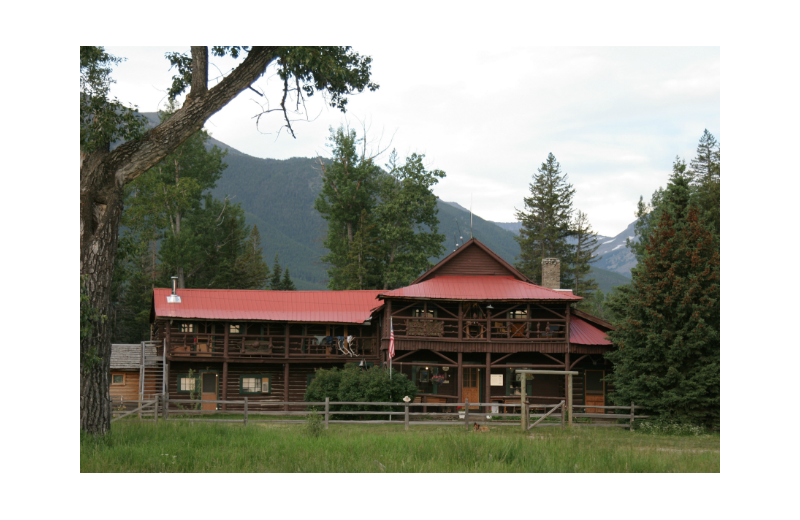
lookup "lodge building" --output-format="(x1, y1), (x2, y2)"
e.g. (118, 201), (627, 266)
(143, 238), (614, 412)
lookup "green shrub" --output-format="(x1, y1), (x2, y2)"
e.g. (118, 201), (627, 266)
(634, 420), (708, 436)
(304, 365), (417, 419)
(305, 410), (325, 438)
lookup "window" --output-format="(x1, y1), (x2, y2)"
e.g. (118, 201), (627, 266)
(240, 375), (270, 394)
(229, 323), (241, 334)
(178, 375), (196, 393)
(180, 322), (195, 333)
(111, 374), (125, 385)
(508, 310), (528, 319)
(413, 308), (437, 318)
(585, 370), (605, 395)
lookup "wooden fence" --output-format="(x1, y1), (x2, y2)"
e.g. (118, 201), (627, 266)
(111, 396), (649, 430)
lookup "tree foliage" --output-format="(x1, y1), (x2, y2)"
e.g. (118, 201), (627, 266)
(304, 365), (417, 418)
(568, 210), (600, 297)
(315, 127), (445, 290)
(605, 156), (720, 428)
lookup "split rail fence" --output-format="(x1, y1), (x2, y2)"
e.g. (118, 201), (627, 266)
(111, 396), (649, 430)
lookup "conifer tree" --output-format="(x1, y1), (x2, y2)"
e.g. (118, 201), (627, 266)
(605, 169), (720, 428)
(269, 254), (283, 290)
(514, 153), (575, 286)
(568, 210), (600, 297)
(280, 267), (297, 291)
(235, 225), (270, 289)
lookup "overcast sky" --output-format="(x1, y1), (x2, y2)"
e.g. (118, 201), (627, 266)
(106, 46), (719, 237)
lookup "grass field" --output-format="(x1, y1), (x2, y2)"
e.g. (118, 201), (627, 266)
(81, 420), (719, 473)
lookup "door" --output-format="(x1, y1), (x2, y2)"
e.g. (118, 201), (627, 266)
(462, 367), (480, 409)
(584, 370), (605, 414)
(201, 372), (218, 411)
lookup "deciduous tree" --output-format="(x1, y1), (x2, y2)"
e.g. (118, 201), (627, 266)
(80, 46), (377, 434)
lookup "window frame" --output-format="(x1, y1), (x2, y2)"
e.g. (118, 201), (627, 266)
(111, 373), (125, 385)
(180, 322), (195, 333)
(229, 323), (243, 335)
(239, 374), (271, 395)
(177, 374), (198, 394)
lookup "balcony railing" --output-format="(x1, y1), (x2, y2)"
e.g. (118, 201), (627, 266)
(167, 333), (376, 359)
(390, 317), (567, 341)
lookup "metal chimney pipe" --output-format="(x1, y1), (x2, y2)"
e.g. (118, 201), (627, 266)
(167, 276), (181, 303)
(171, 276), (178, 295)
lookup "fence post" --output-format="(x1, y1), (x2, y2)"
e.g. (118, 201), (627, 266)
(561, 401), (565, 430)
(567, 373), (573, 428)
(464, 399), (470, 430)
(164, 393), (169, 420)
(324, 397), (330, 430)
(153, 395), (158, 423)
(404, 404), (409, 431)
(244, 397), (248, 426)
(630, 401), (635, 430)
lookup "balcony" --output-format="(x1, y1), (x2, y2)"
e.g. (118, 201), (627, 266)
(167, 332), (377, 360)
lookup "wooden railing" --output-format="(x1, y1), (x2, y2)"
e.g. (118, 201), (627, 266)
(167, 333), (376, 358)
(390, 316), (567, 341)
(112, 396), (649, 431)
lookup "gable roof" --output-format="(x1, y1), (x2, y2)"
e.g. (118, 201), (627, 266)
(413, 238), (532, 284)
(152, 288), (384, 324)
(572, 308), (615, 332)
(379, 275), (581, 301)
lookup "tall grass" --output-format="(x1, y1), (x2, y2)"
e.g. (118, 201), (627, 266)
(81, 422), (719, 473)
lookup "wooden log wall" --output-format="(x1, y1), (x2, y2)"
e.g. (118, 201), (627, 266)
(109, 371), (141, 401)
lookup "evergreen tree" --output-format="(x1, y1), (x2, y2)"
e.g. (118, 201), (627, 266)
(280, 267), (297, 291)
(375, 151), (446, 290)
(605, 169), (720, 428)
(269, 254), (283, 290)
(514, 153), (575, 286)
(568, 210), (600, 296)
(235, 225), (270, 290)
(689, 129), (721, 236)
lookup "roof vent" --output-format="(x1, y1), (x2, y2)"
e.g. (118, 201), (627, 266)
(167, 276), (181, 303)
(554, 289), (573, 294)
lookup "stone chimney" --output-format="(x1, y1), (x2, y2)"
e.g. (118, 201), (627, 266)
(541, 258), (560, 289)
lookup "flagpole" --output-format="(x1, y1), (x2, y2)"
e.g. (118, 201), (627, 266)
(389, 316), (393, 379)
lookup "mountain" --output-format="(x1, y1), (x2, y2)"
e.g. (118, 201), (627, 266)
(135, 113), (635, 289)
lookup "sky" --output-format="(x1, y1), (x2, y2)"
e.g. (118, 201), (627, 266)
(105, 46), (719, 237)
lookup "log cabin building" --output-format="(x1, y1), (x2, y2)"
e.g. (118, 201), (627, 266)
(148, 238), (614, 412)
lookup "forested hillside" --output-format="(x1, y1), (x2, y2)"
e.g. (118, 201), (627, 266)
(139, 113), (631, 292)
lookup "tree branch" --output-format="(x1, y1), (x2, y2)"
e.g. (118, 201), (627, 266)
(112, 46), (280, 187)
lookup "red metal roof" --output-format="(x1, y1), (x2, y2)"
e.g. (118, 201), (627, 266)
(153, 288), (384, 323)
(379, 276), (582, 301)
(570, 316), (612, 345)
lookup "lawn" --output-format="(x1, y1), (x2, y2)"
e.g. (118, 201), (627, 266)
(81, 420), (720, 473)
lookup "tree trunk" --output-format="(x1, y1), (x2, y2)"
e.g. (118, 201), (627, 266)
(80, 148), (124, 435)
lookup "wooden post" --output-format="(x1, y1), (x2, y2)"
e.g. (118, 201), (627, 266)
(221, 361), (228, 411)
(464, 398), (470, 430)
(223, 321), (229, 357)
(164, 393), (170, 420)
(520, 374), (527, 431)
(561, 401), (565, 430)
(324, 397), (330, 430)
(567, 373), (573, 428)
(284, 363), (290, 412)
(458, 302), (463, 340)
(485, 352), (491, 414)
(457, 352), (463, 403)
(153, 394), (158, 423)
(630, 401), (635, 430)
(244, 397), (248, 426)
(404, 404), (410, 431)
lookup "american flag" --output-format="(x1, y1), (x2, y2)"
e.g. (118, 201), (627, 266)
(389, 319), (395, 359)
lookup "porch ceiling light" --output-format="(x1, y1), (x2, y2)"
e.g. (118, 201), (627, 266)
(486, 304), (494, 310)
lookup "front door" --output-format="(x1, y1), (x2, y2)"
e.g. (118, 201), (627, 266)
(462, 367), (480, 409)
(584, 370), (605, 413)
(201, 372), (218, 411)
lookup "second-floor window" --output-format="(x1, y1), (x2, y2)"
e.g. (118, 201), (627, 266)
(413, 308), (437, 318)
(229, 324), (241, 334)
(181, 322), (195, 333)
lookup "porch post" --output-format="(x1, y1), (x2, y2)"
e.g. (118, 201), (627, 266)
(485, 351), (491, 414)
(457, 352), (463, 403)
(221, 361), (228, 411)
(284, 363), (290, 412)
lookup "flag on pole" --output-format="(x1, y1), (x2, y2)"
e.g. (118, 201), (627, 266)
(389, 318), (395, 360)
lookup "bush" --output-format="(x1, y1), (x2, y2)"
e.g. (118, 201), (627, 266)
(634, 420), (708, 436)
(304, 365), (418, 419)
(304, 410), (325, 438)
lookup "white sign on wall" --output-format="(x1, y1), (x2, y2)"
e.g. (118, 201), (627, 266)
(491, 374), (504, 386)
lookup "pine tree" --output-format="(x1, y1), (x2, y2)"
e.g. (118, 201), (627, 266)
(234, 225), (270, 289)
(568, 210), (600, 297)
(269, 254), (283, 290)
(280, 267), (297, 291)
(514, 153), (575, 286)
(605, 170), (720, 428)
(689, 129), (720, 236)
